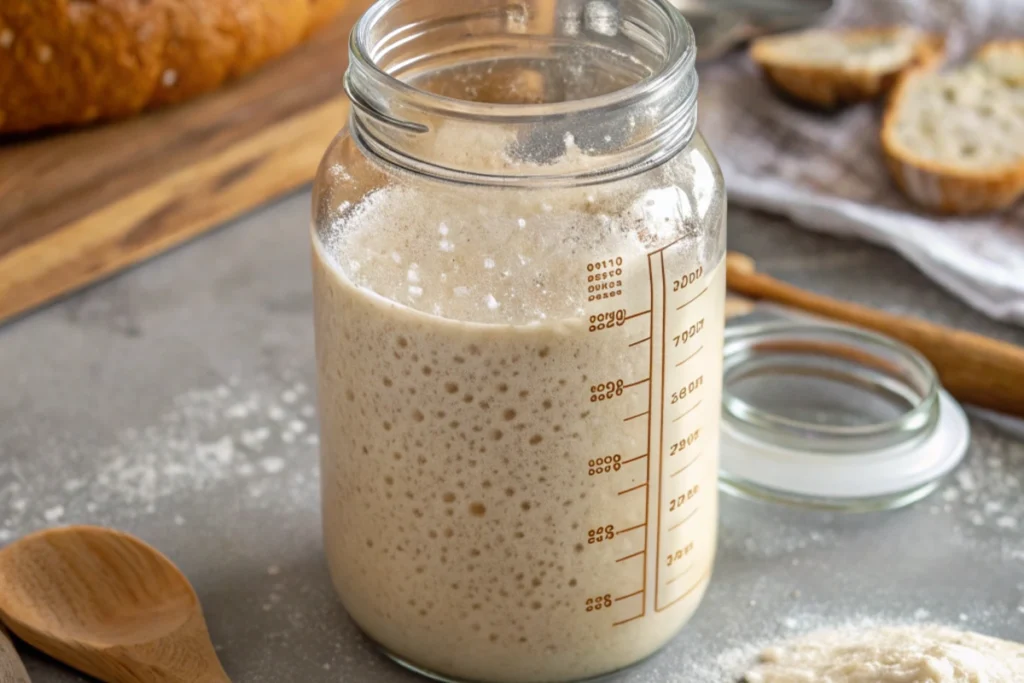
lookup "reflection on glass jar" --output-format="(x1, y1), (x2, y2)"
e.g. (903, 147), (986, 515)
(311, 1), (727, 681)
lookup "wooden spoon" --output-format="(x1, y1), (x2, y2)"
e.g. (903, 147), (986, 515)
(726, 251), (1024, 417)
(0, 624), (30, 683)
(0, 526), (229, 683)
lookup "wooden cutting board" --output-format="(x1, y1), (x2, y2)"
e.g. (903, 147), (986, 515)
(0, 1), (372, 327)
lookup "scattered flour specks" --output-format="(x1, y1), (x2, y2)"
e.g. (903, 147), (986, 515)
(262, 457), (286, 474)
(931, 416), (1024, 553)
(0, 380), (319, 535)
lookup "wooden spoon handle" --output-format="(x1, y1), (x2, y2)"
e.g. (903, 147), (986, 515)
(726, 253), (1024, 417)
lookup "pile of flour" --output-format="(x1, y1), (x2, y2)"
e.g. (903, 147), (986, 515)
(743, 625), (1024, 682)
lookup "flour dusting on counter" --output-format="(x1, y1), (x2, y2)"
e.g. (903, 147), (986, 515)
(0, 378), (320, 534)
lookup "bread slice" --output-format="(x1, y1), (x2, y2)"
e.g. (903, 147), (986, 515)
(882, 41), (1024, 214)
(975, 40), (1024, 87)
(750, 27), (945, 109)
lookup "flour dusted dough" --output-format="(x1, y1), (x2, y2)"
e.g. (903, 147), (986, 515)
(744, 625), (1024, 683)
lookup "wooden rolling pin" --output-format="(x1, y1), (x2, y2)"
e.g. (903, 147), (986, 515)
(726, 252), (1024, 417)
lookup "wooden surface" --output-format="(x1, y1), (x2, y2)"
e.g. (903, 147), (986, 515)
(0, 0), (371, 327)
(726, 251), (1024, 417)
(0, 526), (228, 683)
(0, 626), (30, 683)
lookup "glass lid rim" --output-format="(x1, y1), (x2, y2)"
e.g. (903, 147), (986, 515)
(722, 321), (941, 444)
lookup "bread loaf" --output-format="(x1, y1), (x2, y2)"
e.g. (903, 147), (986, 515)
(0, 0), (349, 134)
(881, 41), (1024, 214)
(750, 27), (944, 109)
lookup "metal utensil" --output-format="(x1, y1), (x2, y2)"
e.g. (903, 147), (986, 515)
(669, 0), (835, 61)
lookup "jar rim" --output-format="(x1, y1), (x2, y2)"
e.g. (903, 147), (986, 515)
(348, 0), (697, 123)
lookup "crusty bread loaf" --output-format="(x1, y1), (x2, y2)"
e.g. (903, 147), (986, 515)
(881, 41), (1024, 214)
(750, 27), (945, 109)
(0, 0), (349, 134)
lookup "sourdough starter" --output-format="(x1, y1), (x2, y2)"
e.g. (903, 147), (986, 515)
(314, 183), (725, 682)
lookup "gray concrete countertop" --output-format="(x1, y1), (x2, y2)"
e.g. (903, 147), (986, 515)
(2, 192), (1022, 682)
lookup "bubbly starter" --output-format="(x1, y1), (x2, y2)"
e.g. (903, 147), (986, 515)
(314, 185), (726, 682)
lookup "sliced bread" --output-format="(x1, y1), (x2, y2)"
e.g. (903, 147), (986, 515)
(750, 27), (945, 109)
(881, 41), (1024, 214)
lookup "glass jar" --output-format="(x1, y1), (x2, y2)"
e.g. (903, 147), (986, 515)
(311, 1), (727, 681)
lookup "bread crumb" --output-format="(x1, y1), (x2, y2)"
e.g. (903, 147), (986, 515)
(161, 69), (178, 88)
(0, 29), (13, 49)
(37, 44), (52, 63)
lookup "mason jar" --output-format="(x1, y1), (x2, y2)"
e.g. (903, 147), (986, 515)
(311, 1), (727, 681)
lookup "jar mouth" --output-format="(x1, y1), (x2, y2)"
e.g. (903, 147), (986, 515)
(349, 0), (696, 123)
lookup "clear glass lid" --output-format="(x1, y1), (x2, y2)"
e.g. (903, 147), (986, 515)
(719, 311), (970, 512)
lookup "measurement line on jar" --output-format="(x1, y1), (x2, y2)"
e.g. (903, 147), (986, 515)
(623, 378), (650, 389)
(670, 454), (701, 478)
(677, 287), (708, 311)
(617, 522), (647, 534)
(616, 550), (645, 563)
(648, 237), (687, 255)
(657, 571), (711, 612)
(615, 589), (644, 602)
(665, 565), (695, 585)
(624, 310), (651, 322)
(671, 400), (702, 423)
(618, 483), (647, 496)
(676, 346), (704, 367)
(621, 453), (648, 465)
(612, 614), (645, 627)
(623, 411), (649, 422)
(629, 337), (651, 347)
(668, 507), (700, 532)
(654, 250), (669, 612)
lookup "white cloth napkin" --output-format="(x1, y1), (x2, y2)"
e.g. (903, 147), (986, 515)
(698, 0), (1024, 323)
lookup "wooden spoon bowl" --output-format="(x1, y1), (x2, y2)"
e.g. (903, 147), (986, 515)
(0, 526), (229, 683)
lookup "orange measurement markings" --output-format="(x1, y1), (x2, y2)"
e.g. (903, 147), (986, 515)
(670, 454), (702, 478)
(623, 378), (650, 389)
(623, 411), (649, 422)
(617, 523), (647, 535)
(624, 310), (651, 321)
(671, 399), (702, 423)
(656, 570), (711, 613)
(618, 482), (647, 496)
(615, 589), (644, 602)
(629, 337), (651, 347)
(677, 287), (708, 311)
(676, 345), (704, 367)
(666, 565), (694, 585)
(668, 507), (700, 532)
(616, 550), (644, 563)
(612, 613), (645, 627)
(621, 453), (648, 465)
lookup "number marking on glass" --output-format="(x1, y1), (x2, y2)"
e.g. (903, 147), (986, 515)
(580, 241), (717, 626)
(670, 376), (704, 405)
(587, 525), (616, 544)
(673, 318), (704, 347)
(588, 454), (622, 476)
(668, 429), (700, 456)
(588, 310), (627, 332)
(666, 542), (694, 567)
(672, 266), (703, 292)
(668, 485), (699, 512)
(590, 380), (625, 402)
(585, 594), (613, 612)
